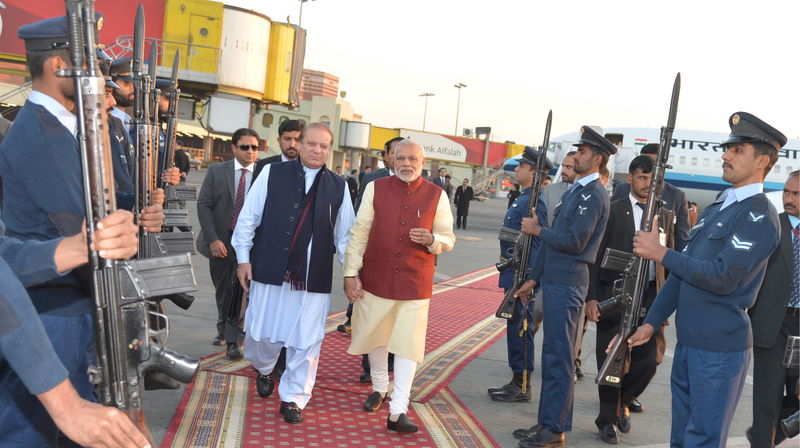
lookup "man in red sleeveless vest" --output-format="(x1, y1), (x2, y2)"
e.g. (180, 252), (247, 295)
(344, 140), (455, 433)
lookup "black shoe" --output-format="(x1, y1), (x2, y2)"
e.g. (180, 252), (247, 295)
(513, 424), (544, 440)
(628, 398), (644, 413)
(212, 334), (226, 346)
(387, 413), (418, 433)
(364, 391), (387, 412)
(617, 405), (631, 433)
(490, 372), (530, 402)
(226, 343), (242, 360)
(575, 366), (584, 380)
(143, 371), (181, 390)
(518, 428), (565, 447)
(279, 401), (304, 424)
(255, 371), (275, 398)
(336, 322), (352, 334)
(359, 370), (372, 384)
(598, 423), (619, 444)
(487, 378), (514, 395)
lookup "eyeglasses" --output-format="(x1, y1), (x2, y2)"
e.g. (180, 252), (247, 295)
(237, 144), (259, 151)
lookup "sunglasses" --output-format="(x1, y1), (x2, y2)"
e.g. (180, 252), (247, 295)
(237, 144), (259, 151)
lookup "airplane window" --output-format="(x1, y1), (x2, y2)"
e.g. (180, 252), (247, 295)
(679, 156), (686, 165)
(691, 157), (698, 165)
(774, 165), (781, 174)
(702, 159), (709, 167)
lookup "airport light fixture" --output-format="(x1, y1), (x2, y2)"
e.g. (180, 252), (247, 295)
(419, 92), (435, 131)
(453, 82), (467, 136)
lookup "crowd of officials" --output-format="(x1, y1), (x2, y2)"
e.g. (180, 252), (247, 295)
(0, 9), (797, 448)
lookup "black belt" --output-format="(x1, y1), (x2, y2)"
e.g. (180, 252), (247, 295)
(787, 308), (800, 317)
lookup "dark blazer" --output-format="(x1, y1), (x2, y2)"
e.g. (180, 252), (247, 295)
(612, 181), (689, 252)
(589, 198), (674, 301)
(355, 168), (390, 211)
(196, 160), (236, 259)
(252, 154), (283, 180)
(454, 185), (474, 209)
(431, 176), (452, 198)
(749, 213), (794, 348)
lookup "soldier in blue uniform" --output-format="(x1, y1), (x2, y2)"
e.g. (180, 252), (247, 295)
(0, 14), (164, 446)
(513, 126), (616, 448)
(627, 112), (783, 448)
(488, 147), (550, 402)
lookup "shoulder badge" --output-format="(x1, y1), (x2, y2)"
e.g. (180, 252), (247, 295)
(748, 211), (765, 223)
(581, 193), (592, 201)
(730, 234), (755, 251)
(578, 205), (588, 215)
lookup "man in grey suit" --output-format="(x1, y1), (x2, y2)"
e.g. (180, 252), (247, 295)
(432, 167), (453, 198)
(355, 136), (403, 211)
(748, 170), (799, 447)
(197, 128), (260, 359)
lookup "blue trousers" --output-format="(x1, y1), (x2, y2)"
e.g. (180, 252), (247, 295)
(670, 343), (750, 448)
(537, 282), (586, 433)
(505, 288), (535, 374)
(0, 313), (95, 447)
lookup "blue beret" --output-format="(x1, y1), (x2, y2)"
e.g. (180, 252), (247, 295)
(572, 125), (617, 155)
(109, 56), (132, 79)
(721, 112), (786, 151)
(155, 77), (177, 94)
(17, 13), (103, 52)
(519, 146), (554, 171)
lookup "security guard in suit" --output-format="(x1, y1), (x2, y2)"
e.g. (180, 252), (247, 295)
(513, 126), (615, 447)
(585, 155), (675, 444)
(747, 170), (799, 447)
(488, 147), (550, 403)
(629, 112), (784, 448)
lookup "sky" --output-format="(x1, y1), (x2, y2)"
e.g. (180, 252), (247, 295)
(227, 0), (799, 146)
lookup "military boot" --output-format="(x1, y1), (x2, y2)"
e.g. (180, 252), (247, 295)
(489, 372), (531, 402)
(487, 374), (515, 395)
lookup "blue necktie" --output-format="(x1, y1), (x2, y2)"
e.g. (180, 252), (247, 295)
(790, 223), (800, 308)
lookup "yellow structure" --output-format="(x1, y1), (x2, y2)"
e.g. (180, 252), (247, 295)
(368, 126), (400, 151)
(264, 23), (295, 103)
(506, 143), (526, 158)
(162, 0), (224, 79)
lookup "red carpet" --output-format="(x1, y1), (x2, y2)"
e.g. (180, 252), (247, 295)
(162, 267), (504, 448)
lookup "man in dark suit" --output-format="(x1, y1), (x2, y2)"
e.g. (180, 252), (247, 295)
(432, 167), (453, 198)
(612, 143), (689, 252)
(197, 128), (260, 359)
(347, 170), (359, 205)
(748, 170), (799, 447)
(454, 178), (474, 229)
(355, 137), (403, 211)
(253, 119), (304, 179)
(585, 155), (675, 444)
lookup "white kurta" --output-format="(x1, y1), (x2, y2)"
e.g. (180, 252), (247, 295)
(231, 163), (354, 349)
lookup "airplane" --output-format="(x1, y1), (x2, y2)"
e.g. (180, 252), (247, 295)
(547, 127), (798, 209)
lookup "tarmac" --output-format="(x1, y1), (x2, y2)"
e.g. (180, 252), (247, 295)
(143, 167), (771, 448)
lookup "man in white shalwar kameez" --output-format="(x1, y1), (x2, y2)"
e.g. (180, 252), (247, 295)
(232, 123), (354, 424)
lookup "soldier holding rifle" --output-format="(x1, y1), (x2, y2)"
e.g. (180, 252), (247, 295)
(514, 126), (615, 448)
(0, 10), (165, 446)
(488, 147), (549, 403)
(628, 112), (783, 447)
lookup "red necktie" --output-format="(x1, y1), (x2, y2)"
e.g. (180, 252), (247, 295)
(231, 168), (247, 230)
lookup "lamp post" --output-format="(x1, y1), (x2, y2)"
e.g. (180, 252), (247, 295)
(419, 92), (434, 131)
(298, 0), (316, 28)
(453, 82), (467, 136)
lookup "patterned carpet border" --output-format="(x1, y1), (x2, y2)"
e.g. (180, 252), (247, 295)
(414, 387), (501, 448)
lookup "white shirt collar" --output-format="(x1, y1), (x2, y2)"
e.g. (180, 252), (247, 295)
(234, 158), (254, 172)
(629, 193), (646, 209)
(28, 90), (77, 138)
(575, 172), (599, 187)
(716, 182), (763, 209)
(280, 153), (292, 162)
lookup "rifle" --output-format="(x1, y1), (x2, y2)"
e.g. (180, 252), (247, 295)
(60, 0), (198, 440)
(595, 73), (680, 387)
(494, 110), (552, 320)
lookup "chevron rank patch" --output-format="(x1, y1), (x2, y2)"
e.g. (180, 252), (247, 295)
(748, 212), (765, 223)
(578, 205), (588, 215)
(730, 234), (755, 251)
(581, 193), (592, 201)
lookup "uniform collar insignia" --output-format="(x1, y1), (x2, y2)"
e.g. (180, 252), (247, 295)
(748, 212), (765, 223)
(581, 193), (591, 201)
